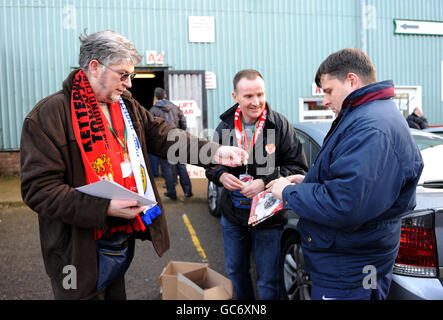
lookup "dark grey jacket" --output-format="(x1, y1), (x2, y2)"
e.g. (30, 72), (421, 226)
(150, 99), (187, 130)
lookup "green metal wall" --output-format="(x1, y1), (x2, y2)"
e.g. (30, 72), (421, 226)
(366, 0), (443, 125)
(1, 0), (442, 150)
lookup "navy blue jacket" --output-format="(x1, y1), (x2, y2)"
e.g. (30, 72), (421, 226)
(282, 81), (423, 289)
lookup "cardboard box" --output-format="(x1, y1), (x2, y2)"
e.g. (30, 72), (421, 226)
(158, 261), (233, 300)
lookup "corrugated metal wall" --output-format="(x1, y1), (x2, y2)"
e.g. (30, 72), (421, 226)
(1, 0), (442, 150)
(366, 0), (443, 125)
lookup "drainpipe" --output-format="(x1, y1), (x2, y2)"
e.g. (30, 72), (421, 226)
(361, 0), (367, 53)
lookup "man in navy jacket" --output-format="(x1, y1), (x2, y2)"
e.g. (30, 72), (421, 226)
(267, 48), (423, 300)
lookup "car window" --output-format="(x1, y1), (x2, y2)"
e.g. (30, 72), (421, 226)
(412, 133), (443, 151)
(296, 130), (314, 168)
(427, 131), (443, 137)
(311, 141), (320, 165)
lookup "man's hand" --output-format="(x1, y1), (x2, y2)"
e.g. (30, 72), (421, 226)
(241, 179), (265, 199)
(212, 146), (248, 167)
(286, 174), (305, 184)
(266, 177), (292, 200)
(107, 199), (146, 219)
(219, 173), (243, 191)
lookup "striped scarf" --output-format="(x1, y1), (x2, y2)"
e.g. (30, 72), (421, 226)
(71, 69), (147, 239)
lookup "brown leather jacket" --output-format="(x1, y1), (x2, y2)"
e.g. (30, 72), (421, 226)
(20, 70), (218, 299)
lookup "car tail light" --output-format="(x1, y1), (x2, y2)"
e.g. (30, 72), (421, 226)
(394, 211), (438, 278)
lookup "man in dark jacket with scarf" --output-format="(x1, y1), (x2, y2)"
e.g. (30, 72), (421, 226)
(407, 107), (428, 129)
(150, 87), (193, 200)
(206, 69), (308, 300)
(20, 30), (247, 300)
(268, 48), (423, 300)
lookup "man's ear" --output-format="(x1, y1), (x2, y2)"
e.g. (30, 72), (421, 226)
(232, 91), (239, 103)
(347, 73), (360, 90)
(88, 60), (102, 79)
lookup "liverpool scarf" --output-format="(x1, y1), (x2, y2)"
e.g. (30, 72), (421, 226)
(71, 70), (161, 239)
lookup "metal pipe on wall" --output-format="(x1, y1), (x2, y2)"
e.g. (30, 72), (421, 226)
(361, 0), (367, 53)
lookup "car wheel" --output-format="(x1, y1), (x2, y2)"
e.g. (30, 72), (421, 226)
(281, 234), (311, 300)
(207, 181), (222, 217)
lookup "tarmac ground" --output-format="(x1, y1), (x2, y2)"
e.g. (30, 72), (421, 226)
(0, 174), (214, 300)
(0, 175), (209, 208)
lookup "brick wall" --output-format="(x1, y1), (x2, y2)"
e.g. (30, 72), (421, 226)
(0, 151), (20, 177)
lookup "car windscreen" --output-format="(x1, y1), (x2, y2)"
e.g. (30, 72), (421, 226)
(412, 133), (443, 151)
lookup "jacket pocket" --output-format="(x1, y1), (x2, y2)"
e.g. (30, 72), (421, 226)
(229, 190), (252, 209)
(336, 218), (401, 252)
(298, 219), (336, 249)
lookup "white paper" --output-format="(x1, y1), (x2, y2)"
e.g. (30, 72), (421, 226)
(120, 161), (132, 178)
(75, 180), (156, 206)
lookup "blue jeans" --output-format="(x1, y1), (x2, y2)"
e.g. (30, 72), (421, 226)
(148, 154), (159, 177)
(221, 216), (283, 300)
(159, 159), (192, 197)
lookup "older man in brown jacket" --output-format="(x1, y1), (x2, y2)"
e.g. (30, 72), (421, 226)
(20, 30), (246, 300)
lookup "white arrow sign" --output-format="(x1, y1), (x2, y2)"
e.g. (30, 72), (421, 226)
(394, 19), (443, 36)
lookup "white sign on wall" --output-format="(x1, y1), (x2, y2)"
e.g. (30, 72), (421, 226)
(188, 16), (215, 43)
(394, 19), (443, 36)
(172, 100), (201, 129)
(205, 71), (217, 89)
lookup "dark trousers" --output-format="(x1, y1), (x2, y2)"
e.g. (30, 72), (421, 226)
(51, 275), (127, 300)
(310, 271), (393, 300)
(148, 154), (159, 177)
(89, 276), (127, 300)
(160, 159), (192, 197)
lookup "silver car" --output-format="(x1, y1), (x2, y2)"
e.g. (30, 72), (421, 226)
(422, 125), (443, 137)
(281, 122), (443, 300)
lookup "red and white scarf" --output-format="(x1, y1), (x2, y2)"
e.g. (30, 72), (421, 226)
(71, 70), (146, 239)
(233, 105), (267, 153)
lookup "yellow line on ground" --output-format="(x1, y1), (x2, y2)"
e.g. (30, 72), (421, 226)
(182, 214), (208, 263)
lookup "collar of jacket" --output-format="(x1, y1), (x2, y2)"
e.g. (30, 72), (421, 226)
(324, 80), (395, 144)
(341, 80), (395, 111)
(219, 102), (277, 128)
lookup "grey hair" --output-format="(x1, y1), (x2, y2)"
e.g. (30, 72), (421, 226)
(78, 29), (142, 71)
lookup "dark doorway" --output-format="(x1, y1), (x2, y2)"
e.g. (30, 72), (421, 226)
(129, 70), (165, 111)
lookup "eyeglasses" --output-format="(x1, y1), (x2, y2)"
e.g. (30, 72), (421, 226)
(96, 60), (136, 82)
